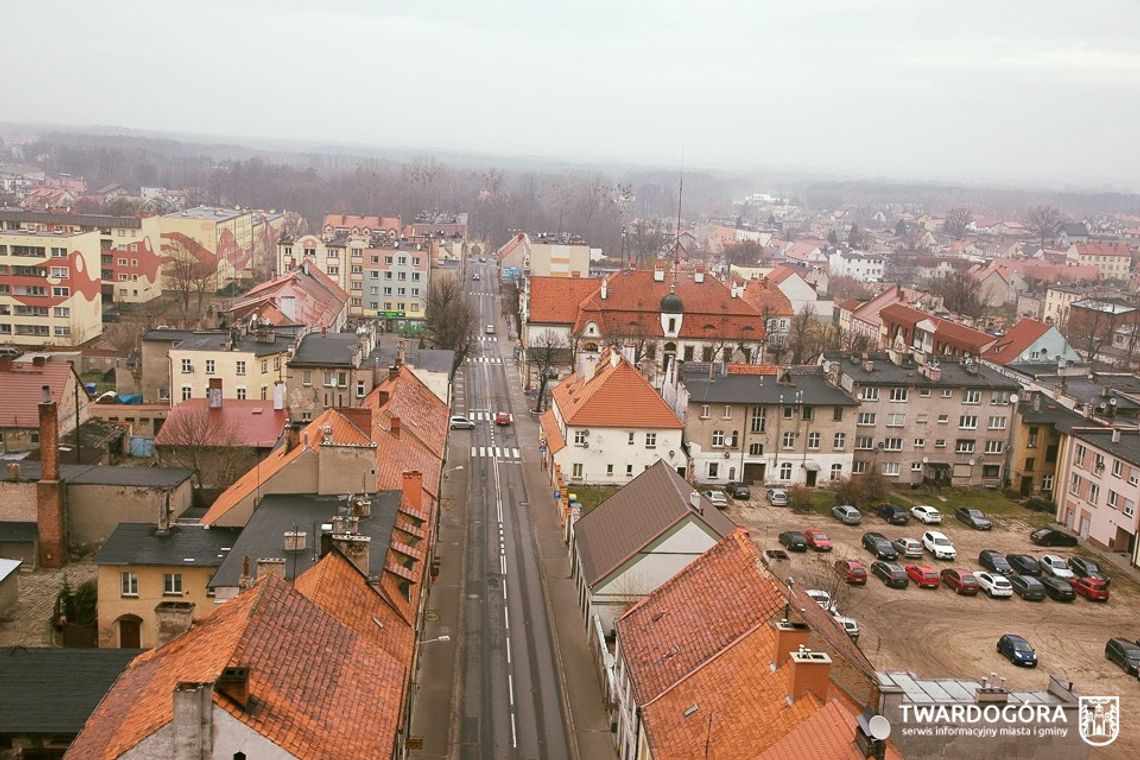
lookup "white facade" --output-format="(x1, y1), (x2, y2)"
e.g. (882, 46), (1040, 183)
(775, 271), (834, 319)
(553, 422), (684, 485)
(122, 704), (298, 760)
(828, 250), (885, 283)
(688, 442), (852, 487)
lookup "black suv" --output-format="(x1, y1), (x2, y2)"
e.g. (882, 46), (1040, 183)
(1068, 556), (1110, 585)
(723, 481), (751, 500)
(1030, 528), (1078, 547)
(877, 504), (910, 526)
(862, 532), (899, 561)
(1007, 554), (1041, 576)
(871, 561), (909, 588)
(979, 550), (1014, 575)
(956, 507), (993, 530)
(1009, 575), (1045, 601)
(1105, 638), (1140, 675)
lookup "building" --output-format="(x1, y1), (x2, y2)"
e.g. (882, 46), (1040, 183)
(981, 318), (1081, 368)
(0, 227), (103, 346)
(827, 250), (885, 282)
(842, 286), (943, 344)
(368, 344), (454, 404)
(1010, 393), (1092, 499)
(0, 355), (90, 453)
(1066, 298), (1140, 364)
(321, 212), (400, 240)
(284, 330), (377, 422)
(1057, 427), (1140, 561)
(166, 331), (294, 403)
(879, 304), (996, 357)
(766, 265), (834, 318)
(672, 364), (858, 486)
(224, 263), (349, 333)
(160, 206), (285, 287)
(276, 232), (361, 296)
(1066, 241), (1132, 280)
(1042, 285), (1085, 327)
(363, 236), (432, 327)
(526, 232), (592, 278)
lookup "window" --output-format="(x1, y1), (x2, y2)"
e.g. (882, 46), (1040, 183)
(236, 387), (247, 400)
(880, 437), (901, 451)
(260, 386), (267, 400)
(749, 443), (763, 456)
(701, 405), (710, 419)
(987, 415), (1006, 430)
(1042, 475), (1054, 491)
(707, 462), (720, 478)
(162, 573), (183, 595)
(50, 246), (67, 258)
(859, 387), (879, 401)
(779, 462), (793, 480)
(50, 266), (68, 278)
(236, 360), (246, 376)
(919, 389), (931, 398)
(1075, 444), (1087, 468)
(887, 413), (905, 427)
(783, 406), (794, 419)
(914, 438), (925, 448)
(782, 431), (796, 449)
(964, 390), (981, 404)
(261, 360), (268, 373)
(158, 388), (170, 401)
(628, 432), (635, 445)
(1094, 453), (1105, 473)
(991, 391), (1010, 405)
(712, 430), (725, 447)
(855, 436), (874, 450)
(181, 386), (192, 401)
(830, 463), (843, 481)
(181, 358), (192, 374)
(889, 388), (908, 402)
(52, 306), (69, 317)
(911, 462), (924, 472)
(833, 407), (843, 421)
(982, 464), (1001, 479)
(607, 464), (615, 478)
(572, 463), (583, 478)
(857, 412), (876, 426)
(573, 430), (587, 445)
(1088, 484), (1100, 505)
(916, 414), (928, 424)
(301, 370), (312, 386)
(722, 405), (733, 419)
(205, 359), (215, 375)
(1027, 427), (1039, 448)
(1025, 456), (1036, 471)
(807, 432), (820, 449)
(801, 406), (814, 421)
(645, 433), (657, 448)
(955, 439), (976, 454)
(357, 380), (366, 398)
(51, 286), (69, 297)
(941, 389), (953, 398)
(853, 461), (869, 474)
(984, 440), (1004, 454)
(120, 572), (138, 597)
(1108, 490), (1119, 509)
(626, 464), (634, 477)
(750, 406), (766, 433)
(882, 462), (901, 476)
(959, 415), (977, 429)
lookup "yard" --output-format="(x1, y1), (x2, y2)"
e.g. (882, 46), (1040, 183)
(568, 485), (619, 513)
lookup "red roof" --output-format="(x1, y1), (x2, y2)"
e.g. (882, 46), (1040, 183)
(725, 364), (780, 376)
(154, 399), (288, 448)
(1074, 242), (1132, 258)
(981, 318), (1053, 365)
(227, 266), (347, 330)
(528, 275), (599, 324)
(880, 304), (994, 354)
(322, 213), (400, 232)
(551, 353), (682, 430)
(740, 279), (794, 317)
(539, 410), (566, 453)
(0, 360), (81, 430)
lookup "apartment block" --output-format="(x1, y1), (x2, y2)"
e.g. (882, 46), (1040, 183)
(160, 206), (285, 288)
(1058, 427), (1140, 565)
(164, 329), (295, 403)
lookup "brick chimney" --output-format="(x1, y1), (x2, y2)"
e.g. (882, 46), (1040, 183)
(172, 682), (214, 760)
(388, 364), (399, 381)
(215, 666), (251, 710)
(772, 619), (812, 666)
(284, 424), (300, 453)
(402, 470), (423, 511)
(377, 389), (391, 406)
(332, 532), (371, 576)
(37, 385), (65, 568)
(154, 601), (195, 647)
(787, 646), (832, 701)
(256, 557), (286, 580)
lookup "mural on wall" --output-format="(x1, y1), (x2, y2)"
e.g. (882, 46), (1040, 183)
(10, 248), (101, 307)
(160, 231), (219, 268)
(119, 235), (163, 287)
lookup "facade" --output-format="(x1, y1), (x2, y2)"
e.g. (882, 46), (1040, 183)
(982, 318), (1081, 367)
(767, 265), (834, 318)
(880, 304), (996, 357)
(160, 206), (285, 288)
(0, 356), (90, 453)
(845, 286), (943, 343)
(1057, 427), (1140, 562)
(1042, 285), (1084, 327)
(1009, 394), (1090, 499)
(284, 331), (377, 421)
(364, 237), (431, 326)
(224, 263), (348, 333)
(828, 250), (885, 282)
(321, 213), (400, 239)
(1066, 242), (1132, 280)
(1066, 298), (1140, 363)
(166, 331), (294, 403)
(526, 233), (592, 278)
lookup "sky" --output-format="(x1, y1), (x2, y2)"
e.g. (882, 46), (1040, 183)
(4, 1), (1140, 189)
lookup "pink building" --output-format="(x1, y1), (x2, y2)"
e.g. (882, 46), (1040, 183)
(1057, 427), (1140, 566)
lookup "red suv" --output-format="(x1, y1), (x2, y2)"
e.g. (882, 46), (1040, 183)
(803, 529), (832, 552)
(906, 564), (941, 589)
(835, 559), (868, 585)
(1070, 576), (1109, 601)
(940, 568), (980, 596)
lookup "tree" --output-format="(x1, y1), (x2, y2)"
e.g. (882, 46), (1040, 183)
(500, 280), (521, 333)
(827, 229), (839, 246)
(102, 321), (147, 356)
(787, 305), (824, 364)
(527, 329), (571, 413)
(895, 219), (907, 238)
(847, 224), (863, 248)
(1024, 205), (1061, 247)
(156, 404), (242, 489)
(423, 278), (476, 368)
(723, 240), (765, 267)
(832, 470), (889, 509)
(929, 270), (984, 319)
(163, 250), (216, 316)
(943, 207), (973, 238)
(827, 275), (872, 303)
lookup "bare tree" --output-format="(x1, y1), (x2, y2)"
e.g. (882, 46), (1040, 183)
(1024, 205), (1061, 247)
(156, 404), (242, 488)
(787, 304), (823, 364)
(527, 329), (571, 412)
(163, 250), (215, 316)
(423, 278), (476, 368)
(102, 321), (147, 356)
(943, 207), (973, 238)
(500, 280), (521, 333)
(828, 275), (872, 303)
(928, 270), (984, 319)
(723, 240), (766, 267)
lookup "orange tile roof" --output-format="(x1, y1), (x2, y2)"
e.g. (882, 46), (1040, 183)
(322, 213), (400, 232)
(539, 410), (566, 453)
(754, 697), (905, 760)
(982, 318), (1053, 365)
(725, 364), (780, 376)
(366, 366), (449, 497)
(227, 266), (347, 330)
(1074, 241), (1132, 257)
(528, 275), (600, 323)
(880, 304), (994, 354)
(551, 355), (682, 430)
(740, 279), (794, 318)
(0, 360), (81, 429)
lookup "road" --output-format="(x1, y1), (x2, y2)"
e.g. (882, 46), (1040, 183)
(455, 259), (572, 760)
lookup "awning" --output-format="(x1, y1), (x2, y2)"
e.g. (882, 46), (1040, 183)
(801, 461), (821, 472)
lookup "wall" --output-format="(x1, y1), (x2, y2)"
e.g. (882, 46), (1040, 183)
(0, 479), (36, 523)
(554, 426), (684, 485)
(209, 448), (318, 528)
(168, 346), (289, 402)
(69, 481), (194, 553)
(141, 336), (180, 403)
(285, 365), (373, 422)
(119, 706), (298, 760)
(96, 563), (217, 649)
(0, 572), (17, 615)
(1057, 435), (1140, 552)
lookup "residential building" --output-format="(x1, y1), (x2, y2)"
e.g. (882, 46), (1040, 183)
(404, 210), (468, 241)
(276, 232), (362, 296)
(363, 236), (431, 327)
(160, 205), (285, 287)
(843, 286), (942, 344)
(879, 304), (996, 357)
(827, 250), (885, 282)
(0, 227), (103, 346)
(1066, 241), (1132, 280)
(766, 264), (834, 318)
(1057, 427), (1140, 562)
(166, 330), (294, 403)
(970, 260), (1025, 307)
(368, 343), (454, 404)
(0, 355), (89, 453)
(738, 277), (794, 347)
(224, 262), (349, 333)
(285, 330), (377, 421)
(1066, 298), (1140, 363)
(1010, 393), (1092, 499)
(1042, 285), (1085, 327)
(981, 318), (1081, 368)
(321, 212), (400, 240)
(526, 232), (592, 277)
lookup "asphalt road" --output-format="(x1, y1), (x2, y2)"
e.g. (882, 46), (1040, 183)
(456, 260), (571, 760)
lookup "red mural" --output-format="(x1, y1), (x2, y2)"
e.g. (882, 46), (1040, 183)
(160, 231), (220, 267)
(10, 248), (101, 307)
(130, 236), (163, 282)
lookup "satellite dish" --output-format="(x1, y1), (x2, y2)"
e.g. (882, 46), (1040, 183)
(1009, 393), (1019, 404)
(968, 458), (976, 467)
(581, 429), (590, 437)
(822, 360), (833, 373)
(868, 715), (892, 741)
(922, 456), (929, 464)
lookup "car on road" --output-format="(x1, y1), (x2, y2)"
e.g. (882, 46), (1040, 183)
(940, 568), (980, 595)
(911, 505), (943, 524)
(449, 415), (476, 430)
(905, 564), (941, 589)
(832, 612), (860, 642)
(1039, 555), (1074, 580)
(1105, 638), (1140, 675)
(1007, 554), (1041, 576)
(723, 481), (751, 500)
(979, 550), (1014, 576)
(472, 271), (481, 280)
(1070, 576), (1110, 601)
(1009, 575), (1046, 601)
(1030, 528), (1078, 547)
(832, 505), (863, 525)
(956, 507), (993, 530)
(922, 530), (957, 560)
(975, 571), (1013, 598)
(703, 490), (728, 509)
(877, 504), (910, 525)
(806, 589), (838, 613)
(871, 561), (909, 589)
(862, 532), (898, 561)
(1040, 576), (1076, 602)
(835, 559), (868, 585)
(804, 528), (833, 552)
(485, 324), (495, 334)
(766, 488), (789, 507)
(997, 634), (1038, 667)
(479, 256), (487, 263)
(891, 537), (924, 559)
(1068, 556), (1110, 585)
(778, 531), (808, 552)
(494, 410), (512, 426)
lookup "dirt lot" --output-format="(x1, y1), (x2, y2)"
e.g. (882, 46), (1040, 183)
(727, 491), (1140, 760)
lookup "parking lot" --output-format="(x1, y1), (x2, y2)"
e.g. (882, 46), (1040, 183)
(725, 490), (1140, 759)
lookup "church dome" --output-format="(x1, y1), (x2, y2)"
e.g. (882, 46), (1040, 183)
(660, 291), (684, 314)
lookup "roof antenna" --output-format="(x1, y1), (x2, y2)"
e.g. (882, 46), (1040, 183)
(672, 147), (684, 293)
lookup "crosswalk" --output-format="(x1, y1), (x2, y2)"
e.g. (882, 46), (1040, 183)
(471, 446), (522, 463)
(465, 411), (500, 422)
(480, 335), (498, 343)
(467, 356), (503, 364)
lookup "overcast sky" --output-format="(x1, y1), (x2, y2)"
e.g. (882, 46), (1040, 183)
(5, 1), (1140, 188)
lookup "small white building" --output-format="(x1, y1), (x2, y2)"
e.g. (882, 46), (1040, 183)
(827, 249), (885, 283)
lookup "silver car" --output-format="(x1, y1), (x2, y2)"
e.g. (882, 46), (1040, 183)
(891, 537), (924, 559)
(832, 505), (863, 525)
(767, 488), (789, 507)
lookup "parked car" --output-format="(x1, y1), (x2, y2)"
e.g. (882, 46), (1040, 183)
(940, 568), (980, 595)
(449, 415), (476, 430)
(778, 531), (808, 552)
(832, 505), (863, 525)
(1068, 556), (1110, 585)
(1070, 576), (1110, 601)
(997, 634), (1038, 667)
(767, 488), (789, 507)
(494, 410), (512, 426)
(1040, 576), (1076, 602)
(862, 532), (898, 561)
(723, 481), (751, 500)
(1039, 555), (1074, 580)
(472, 271), (481, 280)
(871, 561), (909, 589)
(979, 550), (1014, 576)
(1007, 554), (1041, 576)
(804, 528), (833, 552)
(806, 589), (838, 613)
(891, 537), (924, 559)
(975, 571), (1013, 598)
(832, 612), (860, 642)
(1105, 638), (1140, 675)
(485, 324), (495, 334)
(877, 504), (910, 525)
(922, 530), (957, 560)
(1009, 575), (1046, 601)
(703, 490), (728, 509)
(911, 505), (943, 524)
(1030, 528), (1078, 547)
(905, 564), (941, 589)
(956, 507), (993, 530)
(835, 559), (868, 585)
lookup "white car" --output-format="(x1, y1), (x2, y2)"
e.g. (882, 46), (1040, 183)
(974, 571), (1014, 598)
(1039, 554), (1075, 579)
(922, 530), (957, 560)
(703, 490), (728, 509)
(806, 589), (839, 614)
(831, 611), (860, 641)
(911, 505), (943, 524)
(448, 415), (475, 430)
(766, 488), (789, 507)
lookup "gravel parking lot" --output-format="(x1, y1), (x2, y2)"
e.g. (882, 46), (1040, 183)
(726, 492), (1140, 759)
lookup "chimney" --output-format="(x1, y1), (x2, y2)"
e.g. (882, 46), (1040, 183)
(5, 462), (20, 481)
(402, 470), (423, 511)
(694, 271), (705, 283)
(279, 294), (296, 322)
(0, 356), (12, 372)
(1032, 393), (1041, 412)
(787, 646), (832, 701)
(654, 268), (666, 282)
(172, 682), (213, 760)
(154, 601), (195, 647)
(353, 495), (372, 518)
(1112, 428), (1121, 444)
(396, 340), (406, 367)
(388, 364), (399, 381)
(600, 279), (608, 300)
(772, 619), (812, 666)
(273, 382), (285, 411)
(256, 557), (286, 580)
(215, 667), (251, 710)
(378, 389), (391, 406)
(32, 355), (46, 367)
(689, 489), (703, 514)
(332, 532), (371, 576)
(390, 416), (401, 436)
(207, 377), (223, 409)
(156, 491), (172, 534)
(37, 386), (64, 569)
(284, 424), (300, 452)
(283, 530), (306, 552)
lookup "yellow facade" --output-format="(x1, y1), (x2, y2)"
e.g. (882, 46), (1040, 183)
(160, 207), (286, 289)
(96, 563), (219, 649)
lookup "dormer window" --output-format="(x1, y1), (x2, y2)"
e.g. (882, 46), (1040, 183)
(586, 322), (597, 335)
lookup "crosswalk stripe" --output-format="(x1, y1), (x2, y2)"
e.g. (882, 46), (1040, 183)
(479, 446), (486, 457)
(470, 446), (477, 457)
(493, 446), (502, 458)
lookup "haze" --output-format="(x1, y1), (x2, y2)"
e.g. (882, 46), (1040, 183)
(4, 0), (1139, 188)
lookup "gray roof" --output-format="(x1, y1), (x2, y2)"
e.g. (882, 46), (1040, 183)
(173, 332), (294, 357)
(825, 352), (1021, 390)
(163, 206), (244, 221)
(876, 670), (1067, 707)
(95, 523), (242, 567)
(1071, 428), (1140, 468)
(574, 460), (738, 587)
(683, 367), (859, 407)
(0, 648), (142, 734)
(1019, 399), (1097, 434)
(0, 521), (37, 542)
(4, 462), (194, 487)
(369, 345), (455, 374)
(290, 332), (360, 366)
(0, 209), (142, 229)
(142, 328), (197, 343)
(210, 491), (400, 588)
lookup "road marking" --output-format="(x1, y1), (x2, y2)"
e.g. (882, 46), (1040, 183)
(503, 607), (510, 630)
(493, 446), (501, 458)
(500, 555), (506, 573)
(470, 446), (477, 458)
(510, 713), (517, 748)
(502, 578), (507, 598)
(479, 446), (486, 457)
(511, 447), (520, 459)
(506, 636), (512, 663)
(508, 674), (515, 706)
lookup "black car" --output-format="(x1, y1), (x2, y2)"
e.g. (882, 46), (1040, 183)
(862, 532), (899, 561)
(724, 481), (751, 500)
(1007, 554), (1041, 576)
(1105, 638), (1140, 675)
(1030, 528), (1078, 547)
(1009, 575), (1046, 601)
(979, 550), (1014, 576)
(871, 561), (909, 588)
(956, 507), (993, 530)
(877, 504), (910, 526)
(778, 531), (808, 552)
(1040, 576), (1076, 601)
(997, 634), (1038, 667)
(1068, 556), (1111, 585)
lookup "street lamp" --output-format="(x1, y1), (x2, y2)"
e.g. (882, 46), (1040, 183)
(443, 465), (464, 480)
(420, 634), (451, 646)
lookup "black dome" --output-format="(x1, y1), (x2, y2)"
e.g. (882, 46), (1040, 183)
(660, 291), (684, 314)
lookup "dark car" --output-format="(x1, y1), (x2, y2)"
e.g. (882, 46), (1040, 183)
(871, 561), (909, 589)
(955, 507), (993, 530)
(997, 634), (1038, 667)
(835, 559), (868, 585)
(1068, 556), (1111, 586)
(1007, 554), (1041, 576)
(1009, 575), (1046, 601)
(877, 504), (910, 526)
(1030, 528), (1078, 547)
(723, 481), (751, 500)
(940, 568), (980, 595)
(979, 550), (1014, 576)
(1040, 576), (1076, 601)
(862, 532), (899, 561)
(778, 531), (808, 552)
(1105, 638), (1140, 675)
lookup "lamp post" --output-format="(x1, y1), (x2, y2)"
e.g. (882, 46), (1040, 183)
(443, 464), (464, 481)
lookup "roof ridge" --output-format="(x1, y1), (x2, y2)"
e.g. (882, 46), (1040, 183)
(641, 619), (773, 708)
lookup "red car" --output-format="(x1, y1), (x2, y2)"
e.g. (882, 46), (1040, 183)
(835, 559), (868, 585)
(940, 568), (980, 596)
(1070, 576), (1109, 601)
(495, 411), (512, 426)
(803, 529), (832, 552)
(905, 564), (941, 589)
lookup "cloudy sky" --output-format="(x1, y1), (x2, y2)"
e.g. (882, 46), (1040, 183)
(5, 1), (1139, 188)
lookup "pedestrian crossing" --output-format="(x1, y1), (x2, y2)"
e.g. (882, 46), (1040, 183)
(465, 411), (499, 422)
(471, 446), (522, 463)
(480, 335), (498, 343)
(467, 356), (503, 364)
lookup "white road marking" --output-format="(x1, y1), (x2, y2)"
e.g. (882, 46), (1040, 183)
(505, 637), (512, 663)
(511, 447), (520, 459)
(508, 674), (515, 707)
(500, 555), (506, 574)
(470, 446), (477, 458)
(503, 607), (510, 629)
(510, 713), (517, 748)
(479, 446), (486, 457)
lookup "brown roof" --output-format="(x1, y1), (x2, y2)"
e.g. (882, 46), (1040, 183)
(226, 266), (347, 330)
(740, 279), (794, 318)
(574, 460), (737, 586)
(880, 304), (994, 354)
(0, 360), (81, 430)
(154, 399), (288, 449)
(552, 354), (682, 429)
(527, 275), (599, 323)
(981, 318), (1053, 365)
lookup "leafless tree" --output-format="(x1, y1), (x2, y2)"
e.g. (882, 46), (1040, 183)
(527, 329), (571, 413)
(423, 278), (476, 368)
(102, 321), (147, 356)
(943, 207), (974, 238)
(163, 250), (215, 315)
(928, 271), (983, 318)
(1024, 205), (1062, 247)
(605, 319), (654, 365)
(787, 304), (823, 364)
(500, 280), (521, 333)
(156, 404), (242, 488)
(827, 275), (872, 303)
(723, 240), (766, 267)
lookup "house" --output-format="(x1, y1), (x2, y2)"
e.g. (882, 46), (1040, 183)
(368, 344), (454, 404)
(1057, 222), (1090, 246)
(223, 262), (349, 333)
(160, 206), (287, 287)
(540, 351), (684, 484)
(284, 330), (377, 421)
(321, 212), (400, 240)
(766, 265), (834, 319)
(981, 318), (1081, 368)
(1057, 428), (1140, 565)
(1066, 242), (1132, 280)
(1067, 298), (1140, 363)
(845, 286), (943, 344)
(1042, 285), (1085, 327)
(526, 232), (592, 278)
(496, 231), (531, 271)
(165, 330), (295, 404)
(879, 304), (996, 357)
(738, 277), (794, 347)
(570, 460), (737, 635)
(969, 261), (1024, 307)
(0, 356), (90, 454)
(827, 250), (885, 283)
(1010, 393), (1094, 499)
